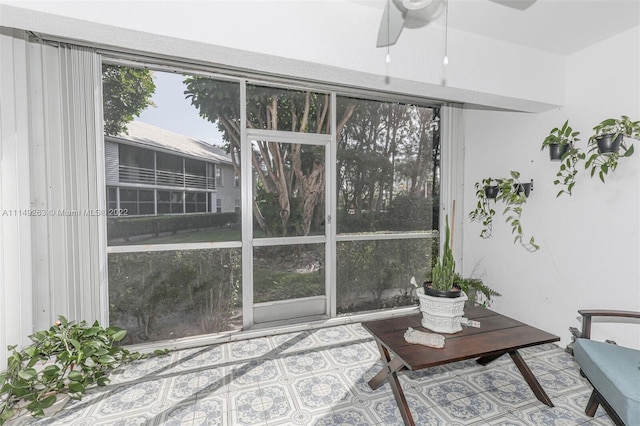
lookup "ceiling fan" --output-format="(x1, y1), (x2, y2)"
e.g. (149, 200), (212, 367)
(376, 0), (537, 48)
(377, 0), (442, 48)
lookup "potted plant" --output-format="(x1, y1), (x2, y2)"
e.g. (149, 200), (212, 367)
(469, 172), (538, 252)
(541, 120), (580, 161)
(585, 116), (639, 182)
(468, 178), (498, 240)
(416, 216), (468, 333)
(496, 172), (539, 252)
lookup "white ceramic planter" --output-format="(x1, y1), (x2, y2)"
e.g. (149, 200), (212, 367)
(416, 287), (467, 334)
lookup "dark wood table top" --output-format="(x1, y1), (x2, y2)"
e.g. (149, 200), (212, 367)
(362, 306), (560, 371)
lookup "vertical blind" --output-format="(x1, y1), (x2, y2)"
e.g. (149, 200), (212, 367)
(0, 29), (106, 366)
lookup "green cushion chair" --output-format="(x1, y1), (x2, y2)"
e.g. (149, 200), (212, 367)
(573, 310), (640, 426)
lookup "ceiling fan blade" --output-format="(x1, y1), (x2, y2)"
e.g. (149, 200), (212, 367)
(376, 1), (407, 47)
(490, 0), (536, 11)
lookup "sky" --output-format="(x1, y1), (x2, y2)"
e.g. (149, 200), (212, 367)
(137, 71), (224, 146)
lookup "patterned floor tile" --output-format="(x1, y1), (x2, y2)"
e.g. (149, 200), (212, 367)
(422, 377), (487, 407)
(231, 385), (292, 425)
(342, 363), (392, 396)
(173, 344), (225, 371)
(93, 379), (169, 416)
(228, 338), (274, 361)
(269, 331), (317, 354)
(231, 357), (283, 386)
(312, 325), (359, 346)
(160, 397), (226, 425)
(371, 394), (449, 426)
(6, 324), (601, 426)
(325, 341), (377, 366)
(292, 373), (352, 411)
(280, 349), (331, 375)
(310, 406), (380, 426)
(108, 352), (177, 384)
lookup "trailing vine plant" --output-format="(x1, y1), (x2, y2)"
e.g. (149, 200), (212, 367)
(585, 116), (639, 183)
(0, 316), (168, 424)
(469, 171), (538, 252)
(554, 145), (585, 197)
(468, 178), (497, 239)
(541, 120), (584, 197)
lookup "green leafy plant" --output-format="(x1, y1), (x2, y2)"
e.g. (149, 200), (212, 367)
(426, 216), (456, 292)
(541, 119), (580, 151)
(453, 275), (501, 306)
(469, 171), (538, 252)
(423, 218), (501, 303)
(585, 116), (639, 182)
(0, 316), (167, 424)
(468, 178), (498, 239)
(542, 120), (585, 197)
(553, 144), (585, 197)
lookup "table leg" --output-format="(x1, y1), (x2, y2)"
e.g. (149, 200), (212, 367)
(370, 340), (415, 426)
(509, 350), (554, 407)
(476, 353), (505, 366)
(368, 357), (404, 390)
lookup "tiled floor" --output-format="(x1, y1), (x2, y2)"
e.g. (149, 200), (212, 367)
(10, 323), (612, 425)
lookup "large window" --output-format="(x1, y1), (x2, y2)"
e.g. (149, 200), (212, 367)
(104, 66), (242, 342)
(103, 63), (440, 344)
(335, 96), (440, 314)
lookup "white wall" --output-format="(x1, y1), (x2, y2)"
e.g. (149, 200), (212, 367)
(462, 26), (640, 348)
(0, 1), (563, 112)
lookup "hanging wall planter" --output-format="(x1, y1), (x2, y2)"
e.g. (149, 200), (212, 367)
(484, 185), (499, 199)
(542, 120), (585, 197)
(469, 171), (538, 252)
(585, 116), (639, 182)
(514, 181), (533, 197)
(541, 120), (580, 162)
(595, 133), (622, 154)
(548, 143), (570, 160)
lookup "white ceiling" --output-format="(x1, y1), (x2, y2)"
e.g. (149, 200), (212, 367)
(360, 0), (640, 55)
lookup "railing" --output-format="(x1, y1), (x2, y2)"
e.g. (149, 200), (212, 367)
(119, 165), (215, 190)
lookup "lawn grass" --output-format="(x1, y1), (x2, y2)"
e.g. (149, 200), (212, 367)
(112, 227), (266, 245)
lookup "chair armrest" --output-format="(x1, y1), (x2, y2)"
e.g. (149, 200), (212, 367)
(578, 310), (640, 339)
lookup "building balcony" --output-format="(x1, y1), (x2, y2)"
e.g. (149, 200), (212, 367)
(119, 164), (215, 190)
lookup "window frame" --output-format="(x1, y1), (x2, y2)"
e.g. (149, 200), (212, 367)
(100, 56), (456, 345)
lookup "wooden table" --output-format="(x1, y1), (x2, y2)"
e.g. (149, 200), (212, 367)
(362, 306), (560, 426)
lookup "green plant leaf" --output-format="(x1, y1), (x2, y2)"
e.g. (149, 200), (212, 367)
(17, 368), (37, 381)
(68, 381), (85, 394)
(110, 330), (127, 342)
(98, 355), (117, 365)
(39, 395), (58, 409)
(69, 339), (81, 350)
(67, 370), (84, 382)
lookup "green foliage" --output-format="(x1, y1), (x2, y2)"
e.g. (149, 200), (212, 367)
(384, 195), (434, 231)
(108, 249), (242, 342)
(0, 317), (164, 424)
(107, 212), (239, 242)
(427, 217), (457, 291)
(453, 275), (501, 306)
(336, 239), (429, 312)
(541, 120), (585, 197)
(253, 186), (305, 237)
(554, 145), (585, 197)
(102, 65), (156, 136)
(541, 119), (580, 149)
(469, 172), (538, 252)
(468, 178), (497, 239)
(585, 116), (639, 183)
